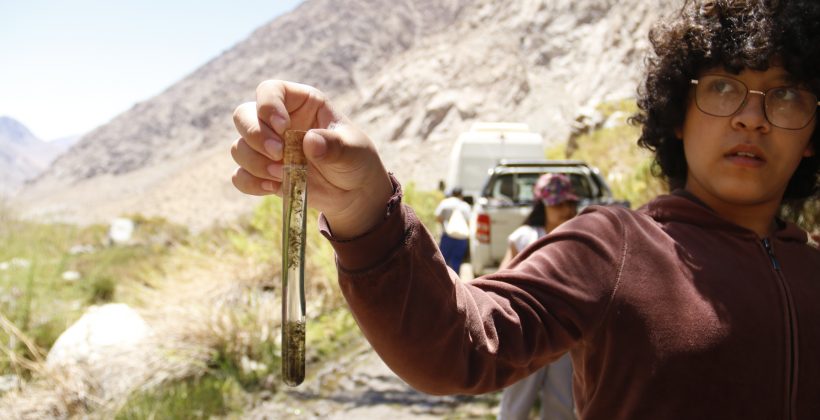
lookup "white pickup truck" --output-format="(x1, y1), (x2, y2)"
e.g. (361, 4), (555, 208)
(469, 159), (628, 276)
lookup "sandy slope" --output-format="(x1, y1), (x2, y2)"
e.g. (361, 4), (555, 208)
(13, 144), (262, 231)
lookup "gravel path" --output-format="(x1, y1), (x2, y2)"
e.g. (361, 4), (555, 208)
(246, 330), (498, 419)
(246, 263), (497, 419)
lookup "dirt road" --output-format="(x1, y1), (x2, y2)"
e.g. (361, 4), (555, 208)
(244, 262), (498, 419)
(246, 326), (498, 419)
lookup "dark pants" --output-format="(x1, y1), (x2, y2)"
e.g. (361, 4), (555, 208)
(440, 233), (468, 273)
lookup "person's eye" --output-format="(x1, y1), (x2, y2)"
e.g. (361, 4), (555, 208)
(710, 79), (738, 95)
(771, 87), (799, 102)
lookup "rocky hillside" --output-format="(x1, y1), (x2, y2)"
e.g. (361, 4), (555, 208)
(16, 0), (676, 229)
(0, 117), (76, 197)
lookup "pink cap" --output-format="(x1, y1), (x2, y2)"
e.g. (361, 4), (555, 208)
(533, 173), (579, 205)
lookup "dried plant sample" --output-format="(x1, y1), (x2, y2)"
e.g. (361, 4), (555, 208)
(281, 130), (308, 386)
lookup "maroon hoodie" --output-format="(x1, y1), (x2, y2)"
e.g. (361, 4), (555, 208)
(321, 185), (820, 420)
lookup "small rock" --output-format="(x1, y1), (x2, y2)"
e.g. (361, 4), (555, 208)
(68, 244), (95, 255)
(241, 356), (267, 374)
(108, 218), (135, 245)
(61, 271), (81, 282)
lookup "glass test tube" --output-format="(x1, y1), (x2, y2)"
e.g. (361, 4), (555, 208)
(281, 130), (307, 386)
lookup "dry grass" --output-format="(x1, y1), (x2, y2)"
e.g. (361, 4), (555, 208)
(1, 237), (263, 416)
(0, 186), (441, 419)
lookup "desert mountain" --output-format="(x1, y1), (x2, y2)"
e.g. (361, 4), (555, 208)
(16, 0), (674, 230)
(0, 116), (77, 197)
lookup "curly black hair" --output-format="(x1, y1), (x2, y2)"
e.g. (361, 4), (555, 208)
(632, 0), (820, 203)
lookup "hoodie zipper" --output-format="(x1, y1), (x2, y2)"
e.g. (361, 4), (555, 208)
(762, 238), (797, 420)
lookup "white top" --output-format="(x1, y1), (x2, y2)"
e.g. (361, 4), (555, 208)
(507, 225), (547, 254)
(435, 197), (472, 232)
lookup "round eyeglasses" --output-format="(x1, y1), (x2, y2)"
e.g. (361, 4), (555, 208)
(690, 74), (820, 130)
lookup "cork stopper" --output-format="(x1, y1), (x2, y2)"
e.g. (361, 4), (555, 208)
(284, 130), (307, 165)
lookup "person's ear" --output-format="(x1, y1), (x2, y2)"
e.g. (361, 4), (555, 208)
(674, 126), (683, 140)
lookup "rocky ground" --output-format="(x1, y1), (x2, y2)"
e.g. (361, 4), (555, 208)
(246, 335), (499, 419)
(245, 263), (498, 420)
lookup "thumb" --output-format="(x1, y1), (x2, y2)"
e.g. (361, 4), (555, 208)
(303, 125), (360, 166)
(303, 128), (338, 163)
(303, 125), (384, 193)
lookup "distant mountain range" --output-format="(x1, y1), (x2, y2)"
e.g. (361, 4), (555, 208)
(13, 0), (675, 229)
(0, 116), (78, 197)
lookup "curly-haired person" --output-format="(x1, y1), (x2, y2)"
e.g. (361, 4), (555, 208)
(229, 0), (820, 419)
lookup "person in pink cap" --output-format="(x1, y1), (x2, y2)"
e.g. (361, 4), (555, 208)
(497, 173), (579, 420)
(500, 173), (580, 268)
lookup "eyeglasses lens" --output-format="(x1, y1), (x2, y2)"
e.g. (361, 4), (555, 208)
(766, 87), (816, 129)
(695, 75), (818, 129)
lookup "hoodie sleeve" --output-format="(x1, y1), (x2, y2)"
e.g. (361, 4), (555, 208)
(322, 198), (628, 395)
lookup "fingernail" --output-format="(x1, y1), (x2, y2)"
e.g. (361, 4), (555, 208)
(267, 162), (282, 178)
(271, 115), (288, 134)
(264, 139), (283, 159)
(261, 181), (275, 192)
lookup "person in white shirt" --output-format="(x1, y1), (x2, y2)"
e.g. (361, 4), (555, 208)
(434, 187), (472, 272)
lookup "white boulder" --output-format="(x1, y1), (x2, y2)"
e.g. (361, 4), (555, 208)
(46, 303), (154, 400)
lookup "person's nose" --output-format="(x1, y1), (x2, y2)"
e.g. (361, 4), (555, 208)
(730, 90), (771, 132)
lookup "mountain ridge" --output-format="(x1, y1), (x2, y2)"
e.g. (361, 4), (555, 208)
(15, 0), (676, 229)
(0, 116), (78, 197)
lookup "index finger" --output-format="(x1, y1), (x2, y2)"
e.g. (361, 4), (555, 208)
(255, 80), (335, 136)
(232, 101), (282, 161)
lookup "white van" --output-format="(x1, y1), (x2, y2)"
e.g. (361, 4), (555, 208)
(444, 122), (545, 203)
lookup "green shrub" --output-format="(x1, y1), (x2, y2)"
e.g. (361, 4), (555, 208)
(305, 308), (359, 361)
(0, 220), (81, 374)
(85, 275), (116, 303)
(403, 182), (444, 233)
(242, 195), (338, 307)
(566, 99), (667, 208)
(125, 214), (190, 247)
(116, 375), (246, 419)
(0, 214), (185, 377)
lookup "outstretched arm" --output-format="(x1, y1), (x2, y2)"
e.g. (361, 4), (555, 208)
(230, 81), (622, 396)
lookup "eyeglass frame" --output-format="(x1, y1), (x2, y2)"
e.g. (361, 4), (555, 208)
(689, 75), (820, 130)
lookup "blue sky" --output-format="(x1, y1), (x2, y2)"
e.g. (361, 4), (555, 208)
(0, 0), (304, 140)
